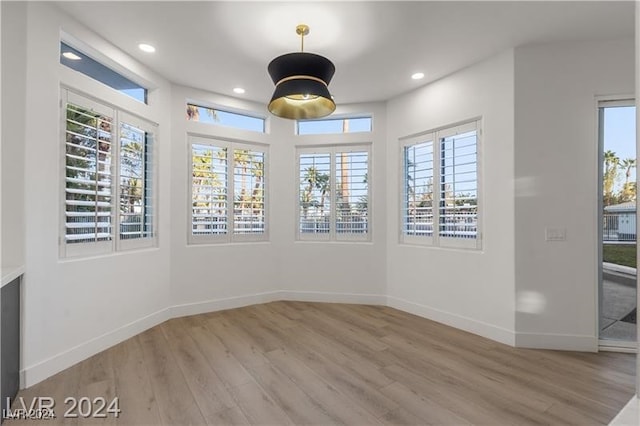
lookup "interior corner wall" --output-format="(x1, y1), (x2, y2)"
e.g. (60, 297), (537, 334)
(169, 86), (282, 315)
(514, 38), (634, 351)
(19, 2), (172, 387)
(169, 85), (388, 316)
(385, 49), (516, 345)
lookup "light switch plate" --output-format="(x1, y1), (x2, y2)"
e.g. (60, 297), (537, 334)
(545, 227), (566, 241)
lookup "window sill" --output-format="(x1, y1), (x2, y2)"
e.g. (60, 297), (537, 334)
(58, 246), (160, 264)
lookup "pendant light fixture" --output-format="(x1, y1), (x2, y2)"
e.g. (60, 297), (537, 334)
(267, 24), (336, 120)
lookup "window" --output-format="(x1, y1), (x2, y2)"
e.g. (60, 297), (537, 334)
(401, 120), (481, 249)
(187, 103), (265, 133)
(297, 116), (372, 135)
(60, 42), (147, 104)
(297, 145), (370, 241)
(62, 90), (156, 257)
(190, 136), (267, 243)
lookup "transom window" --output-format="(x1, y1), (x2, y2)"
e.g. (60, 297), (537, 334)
(187, 103), (266, 133)
(61, 90), (156, 258)
(297, 145), (370, 241)
(189, 136), (267, 243)
(401, 120), (481, 249)
(60, 42), (147, 104)
(297, 116), (372, 135)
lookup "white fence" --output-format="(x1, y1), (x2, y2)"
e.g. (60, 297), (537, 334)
(603, 213), (636, 242)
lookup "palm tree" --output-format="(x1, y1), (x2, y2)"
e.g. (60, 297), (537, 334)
(621, 158), (636, 186)
(316, 173), (330, 216)
(301, 166), (318, 219)
(302, 166), (330, 218)
(620, 158), (637, 202)
(603, 150), (620, 206)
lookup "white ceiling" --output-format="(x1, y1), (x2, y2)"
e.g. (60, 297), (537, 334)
(55, 1), (634, 105)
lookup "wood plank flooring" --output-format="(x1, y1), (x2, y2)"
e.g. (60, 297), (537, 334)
(6, 302), (636, 425)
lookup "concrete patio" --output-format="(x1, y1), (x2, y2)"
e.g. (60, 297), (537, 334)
(601, 263), (637, 342)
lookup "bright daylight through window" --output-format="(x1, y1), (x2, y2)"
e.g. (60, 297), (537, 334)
(62, 90), (156, 257)
(297, 116), (372, 135)
(402, 120), (481, 249)
(298, 146), (370, 241)
(60, 42), (148, 104)
(190, 137), (267, 243)
(187, 103), (266, 133)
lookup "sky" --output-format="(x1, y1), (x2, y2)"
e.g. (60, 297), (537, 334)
(603, 106), (636, 192)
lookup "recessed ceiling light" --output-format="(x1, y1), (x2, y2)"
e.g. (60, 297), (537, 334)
(62, 51), (82, 60)
(411, 72), (425, 80)
(233, 87), (246, 94)
(138, 43), (156, 53)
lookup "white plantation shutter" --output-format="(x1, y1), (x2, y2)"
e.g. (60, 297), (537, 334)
(439, 127), (479, 247)
(191, 142), (229, 241)
(233, 149), (266, 235)
(298, 152), (331, 239)
(297, 145), (371, 241)
(63, 98), (115, 256)
(401, 120), (481, 249)
(402, 136), (434, 245)
(118, 112), (156, 250)
(335, 150), (369, 240)
(189, 136), (268, 244)
(61, 90), (157, 257)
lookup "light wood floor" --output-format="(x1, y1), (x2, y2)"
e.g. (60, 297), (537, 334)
(7, 302), (636, 425)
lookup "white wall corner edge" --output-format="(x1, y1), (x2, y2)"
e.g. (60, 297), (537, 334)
(386, 296), (516, 347)
(20, 307), (171, 388)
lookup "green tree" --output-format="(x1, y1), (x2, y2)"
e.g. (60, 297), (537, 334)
(192, 148), (225, 218)
(301, 166), (330, 218)
(65, 104), (113, 242)
(619, 158), (637, 202)
(603, 150), (620, 206)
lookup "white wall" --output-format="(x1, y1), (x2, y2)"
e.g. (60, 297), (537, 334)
(385, 50), (516, 345)
(1, 2), (26, 271)
(278, 102), (387, 301)
(19, 2), (172, 386)
(514, 39), (635, 351)
(169, 85), (387, 315)
(169, 86), (280, 313)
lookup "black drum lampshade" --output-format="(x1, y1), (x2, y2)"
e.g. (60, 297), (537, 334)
(267, 25), (336, 120)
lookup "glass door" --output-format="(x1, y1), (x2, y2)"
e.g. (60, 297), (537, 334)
(599, 99), (637, 348)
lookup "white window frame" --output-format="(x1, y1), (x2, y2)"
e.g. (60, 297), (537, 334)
(296, 115), (373, 135)
(117, 111), (157, 251)
(188, 135), (269, 244)
(296, 144), (371, 242)
(400, 119), (482, 250)
(186, 101), (267, 133)
(60, 89), (158, 258)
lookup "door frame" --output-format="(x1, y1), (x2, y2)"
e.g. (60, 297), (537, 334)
(596, 95), (636, 351)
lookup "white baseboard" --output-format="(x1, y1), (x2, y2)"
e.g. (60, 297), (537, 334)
(386, 296), (516, 346)
(609, 395), (638, 426)
(20, 290), (386, 388)
(278, 290), (387, 305)
(21, 307), (171, 388)
(515, 331), (598, 352)
(170, 291), (281, 318)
